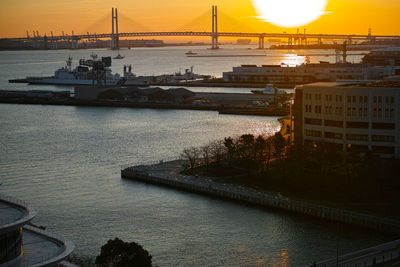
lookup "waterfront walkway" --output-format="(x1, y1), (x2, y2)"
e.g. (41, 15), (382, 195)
(121, 160), (400, 235)
(122, 160), (400, 266)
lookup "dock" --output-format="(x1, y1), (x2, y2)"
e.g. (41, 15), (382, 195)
(121, 160), (400, 235)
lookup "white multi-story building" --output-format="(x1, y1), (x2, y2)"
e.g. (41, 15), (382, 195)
(294, 81), (400, 158)
(222, 63), (400, 85)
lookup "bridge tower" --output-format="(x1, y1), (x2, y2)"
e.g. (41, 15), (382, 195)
(111, 8), (120, 50)
(211, 5), (219, 49)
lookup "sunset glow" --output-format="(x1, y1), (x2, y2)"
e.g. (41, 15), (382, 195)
(252, 0), (328, 27)
(0, 0), (399, 38)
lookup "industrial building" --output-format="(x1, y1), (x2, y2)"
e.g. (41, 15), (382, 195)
(222, 63), (400, 85)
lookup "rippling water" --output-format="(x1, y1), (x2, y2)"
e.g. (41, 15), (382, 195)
(0, 47), (391, 266)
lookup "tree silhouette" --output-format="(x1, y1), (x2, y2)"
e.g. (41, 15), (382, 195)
(95, 238), (152, 267)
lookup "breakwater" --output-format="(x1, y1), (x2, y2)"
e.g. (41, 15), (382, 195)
(0, 97), (289, 117)
(121, 160), (400, 235)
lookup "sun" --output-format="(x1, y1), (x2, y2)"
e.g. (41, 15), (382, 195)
(252, 0), (328, 28)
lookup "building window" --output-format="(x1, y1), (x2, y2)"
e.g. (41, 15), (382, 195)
(374, 96), (377, 103)
(324, 132), (343, 139)
(359, 96), (363, 103)
(346, 134), (368, 141)
(324, 120), (343, 128)
(372, 146), (395, 154)
(390, 96), (394, 104)
(347, 144), (369, 152)
(372, 123), (395, 129)
(348, 96), (351, 103)
(364, 96), (368, 103)
(305, 130), (322, 137)
(305, 118), (323, 125)
(352, 96), (356, 103)
(372, 135), (395, 142)
(385, 96), (389, 104)
(346, 121), (369, 129)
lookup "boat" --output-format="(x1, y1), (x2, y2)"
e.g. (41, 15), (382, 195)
(172, 66), (203, 81)
(113, 53), (125, 59)
(25, 55), (153, 86)
(185, 50), (197, 55)
(251, 84), (287, 95)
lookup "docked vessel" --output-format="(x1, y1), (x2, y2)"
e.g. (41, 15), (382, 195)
(173, 66), (203, 80)
(113, 53), (125, 59)
(25, 55), (153, 86)
(251, 84), (287, 95)
(185, 50), (197, 55)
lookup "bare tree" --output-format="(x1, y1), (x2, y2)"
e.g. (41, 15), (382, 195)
(181, 147), (201, 169)
(210, 140), (226, 165)
(201, 144), (211, 169)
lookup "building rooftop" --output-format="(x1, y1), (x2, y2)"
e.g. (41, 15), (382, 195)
(299, 80), (400, 89)
(0, 194), (37, 234)
(0, 191), (74, 266)
(10, 225), (75, 267)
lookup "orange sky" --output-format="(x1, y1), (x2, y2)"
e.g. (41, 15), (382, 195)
(0, 0), (399, 38)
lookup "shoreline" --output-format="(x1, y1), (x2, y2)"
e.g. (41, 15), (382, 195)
(121, 160), (400, 235)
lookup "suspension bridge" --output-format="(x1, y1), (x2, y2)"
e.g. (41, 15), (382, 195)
(3, 6), (400, 50)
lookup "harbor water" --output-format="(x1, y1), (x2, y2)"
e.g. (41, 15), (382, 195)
(0, 47), (392, 266)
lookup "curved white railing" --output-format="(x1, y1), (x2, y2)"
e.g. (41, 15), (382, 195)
(0, 193), (38, 234)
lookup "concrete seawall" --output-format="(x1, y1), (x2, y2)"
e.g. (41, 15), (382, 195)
(121, 160), (400, 235)
(0, 98), (289, 117)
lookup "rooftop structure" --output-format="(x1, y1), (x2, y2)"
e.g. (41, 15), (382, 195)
(0, 180), (74, 266)
(293, 81), (400, 158)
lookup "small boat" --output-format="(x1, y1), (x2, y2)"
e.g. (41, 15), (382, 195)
(113, 53), (125, 59)
(185, 50), (197, 55)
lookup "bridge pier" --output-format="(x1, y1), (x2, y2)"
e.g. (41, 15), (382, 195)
(111, 7), (120, 50)
(288, 36), (293, 46)
(258, 36), (264, 49)
(211, 5), (219, 49)
(347, 37), (352, 45)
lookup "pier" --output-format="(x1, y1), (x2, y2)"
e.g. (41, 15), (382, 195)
(121, 160), (400, 235)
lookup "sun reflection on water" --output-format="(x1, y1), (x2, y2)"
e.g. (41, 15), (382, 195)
(280, 54), (305, 67)
(226, 244), (290, 267)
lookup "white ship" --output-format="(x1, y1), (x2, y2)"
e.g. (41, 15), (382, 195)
(173, 66), (203, 80)
(251, 84), (287, 95)
(26, 55), (153, 86)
